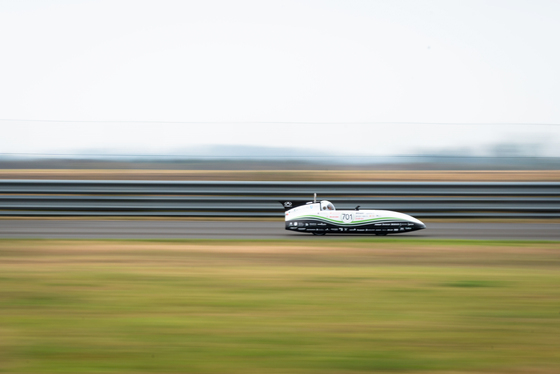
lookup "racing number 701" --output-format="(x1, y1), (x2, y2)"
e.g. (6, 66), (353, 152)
(341, 213), (353, 221)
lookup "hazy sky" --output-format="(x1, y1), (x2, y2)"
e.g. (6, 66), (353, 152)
(1, 0), (559, 156)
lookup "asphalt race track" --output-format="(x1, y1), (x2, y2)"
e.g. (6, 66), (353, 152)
(1, 220), (559, 240)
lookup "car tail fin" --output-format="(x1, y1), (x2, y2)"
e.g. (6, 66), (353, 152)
(278, 201), (309, 211)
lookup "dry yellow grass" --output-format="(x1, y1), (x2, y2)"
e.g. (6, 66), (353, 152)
(1, 169), (560, 181)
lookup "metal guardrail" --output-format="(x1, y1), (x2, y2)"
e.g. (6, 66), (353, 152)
(1, 180), (559, 218)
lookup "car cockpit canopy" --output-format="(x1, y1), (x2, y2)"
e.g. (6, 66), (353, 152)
(320, 200), (336, 211)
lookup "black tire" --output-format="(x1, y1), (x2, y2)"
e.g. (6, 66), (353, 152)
(312, 231), (326, 236)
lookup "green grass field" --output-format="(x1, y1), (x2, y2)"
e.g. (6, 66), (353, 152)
(1, 239), (560, 373)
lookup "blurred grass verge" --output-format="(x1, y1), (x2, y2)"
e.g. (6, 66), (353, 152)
(1, 239), (559, 373)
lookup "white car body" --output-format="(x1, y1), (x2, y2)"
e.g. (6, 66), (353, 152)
(281, 199), (426, 236)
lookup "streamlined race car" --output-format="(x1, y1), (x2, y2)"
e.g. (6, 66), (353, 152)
(280, 195), (426, 236)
